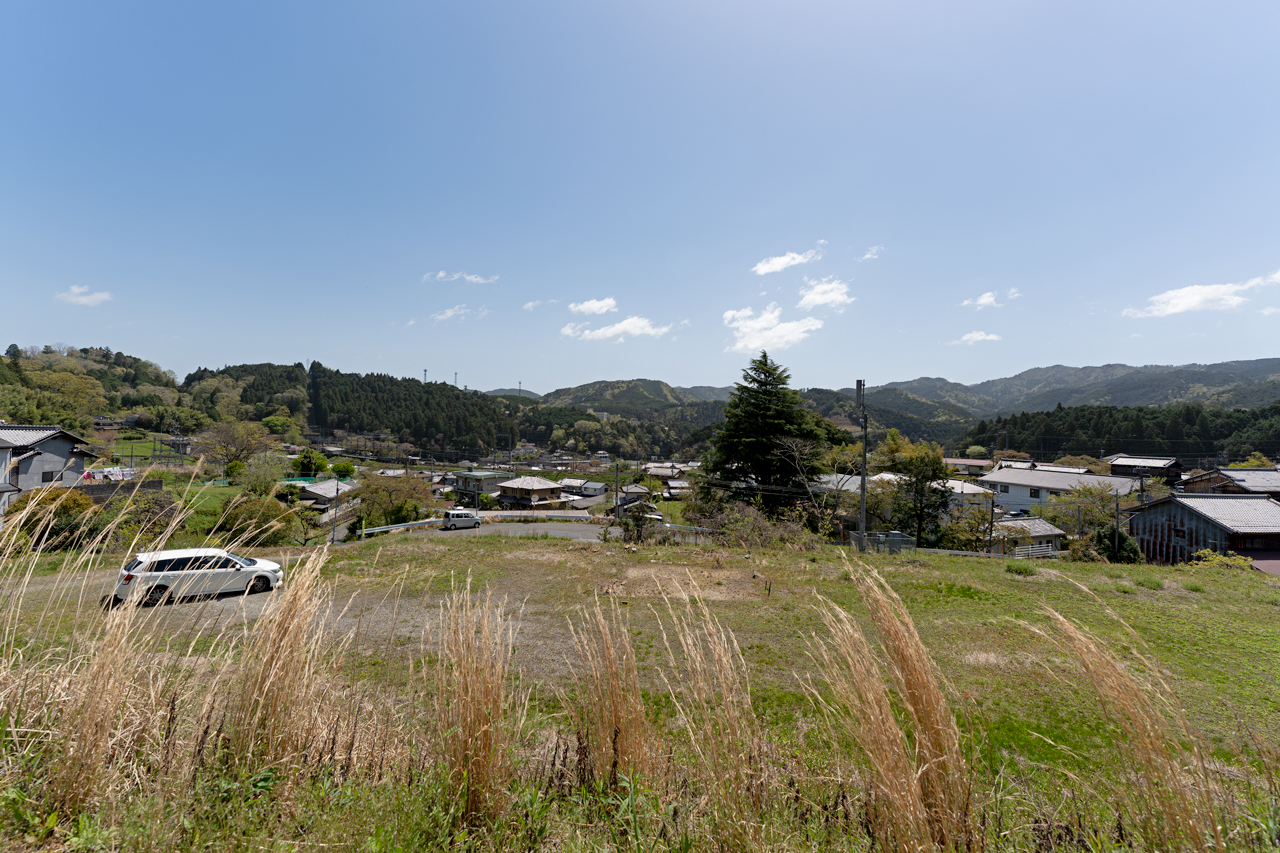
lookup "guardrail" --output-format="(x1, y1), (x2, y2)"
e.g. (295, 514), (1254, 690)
(356, 519), (444, 537)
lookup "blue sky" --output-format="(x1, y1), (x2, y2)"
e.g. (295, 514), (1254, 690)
(3, 1), (1278, 394)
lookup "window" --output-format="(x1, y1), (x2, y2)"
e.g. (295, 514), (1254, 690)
(1029, 488), (1041, 498)
(42, 471), (57, 483)
(999, 485), (1009, 493)
(1173, 528), (1186, 540)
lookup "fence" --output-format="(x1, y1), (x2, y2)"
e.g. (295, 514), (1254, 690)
(842, 531), (918, 555)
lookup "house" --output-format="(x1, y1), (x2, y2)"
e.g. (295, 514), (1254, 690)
(977, 468), (1138, 513)
(1181, 467), (1280, 500)
(559, 477), (588, 495)
(497, 476), (563, 508)
(665, 479), (692, 500)
(943, 458), (993, 476)
(991, 517), (1066, 554)
(579, 481), (608, 497)
(621, 484), (651, 500)
(455, 470), (504, 503)
(1127, 494), (1280, 571)
(1107, 456), (1183, 485)
(298, 478), (357, 509)
(0, 425), (97, 517)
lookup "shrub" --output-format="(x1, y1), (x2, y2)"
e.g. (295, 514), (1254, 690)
(1092, 523), (1142, 564)
(5, 487), (97, 549)
(1065, 540), (1106, 562)
(1191, 549), (1254, 571)
(218, 496), (293, 546)
(1005, 561), (1037, 577)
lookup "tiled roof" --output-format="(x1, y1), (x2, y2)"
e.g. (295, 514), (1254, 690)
(1158, 494), (1280, 534)
(499, 476), (561, 490)
(0, 426), (83, 447)
(996, 517), (1065, 537)
(300, 479), (356, 499)
(1219, 468), (1280, 492)
(1110, 456), (1179, 468)
(978, 468), (1138, 495)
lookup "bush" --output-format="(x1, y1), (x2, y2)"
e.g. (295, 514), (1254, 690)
(1005, 562), (1036, 577)
(1191, 549), (1255, 571)
(1065, 540), (1106, 562)
(218, 496), (293, 547)
(1091, 523), (1142, 564)
(5, 487), (97, 549)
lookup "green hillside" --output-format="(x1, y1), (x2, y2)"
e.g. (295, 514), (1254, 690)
(801, 388), (975, 445)
(485, 387), (542, 400)
(538, 378), (724, 425)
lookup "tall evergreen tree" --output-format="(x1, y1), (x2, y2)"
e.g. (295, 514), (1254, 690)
(705, 351), (825, 512)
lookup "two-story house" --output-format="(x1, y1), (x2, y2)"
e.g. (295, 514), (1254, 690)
(0, 425), (97, 517)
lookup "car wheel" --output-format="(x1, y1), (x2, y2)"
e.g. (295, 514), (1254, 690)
(247, 576), (270, 594)
(472, 521), (480, 529)
(448, 523), (456, 530)
(142, 586), (169, 607)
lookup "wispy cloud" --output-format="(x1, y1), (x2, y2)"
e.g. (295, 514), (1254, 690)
(568, 297), (617, 315)
(476, 306), (490, 320)
(751, 240), (826, 275)
(425, 270), (499, 284)
(859, 245), (884, 261)
(561, 316), (671, 342)
(1007, 287), (1021, 300)
(1123, 270), (1280, 318)
(431, 304), (469, 321)
(723, 303), (823, 353)
(523, 299), (558, 311)
(951, 331), (1001, 345)
(962, 291), (1001, 309)
(1261, 306), (1279, 316)
(797, 276), (854, 312)
(55, 285), (112, 307)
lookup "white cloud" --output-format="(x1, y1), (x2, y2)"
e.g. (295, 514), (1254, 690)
(431, 304), (469, 321)
(797, 276), (854, 311)
(406, 319), (417, 327)
(476, 306), (490, 320)
(425, 270), (499, 284)
(1007, 287), (1021, 300)
(523, 299), (558, 311)
(951, 331), (1002, 345)
(723, 303), (823, 353)
(751, 240), (826, 275)
(859, 245), (884, 261)
(55, 285), (112, 307)
(568, 297), (618, 315)
(1122, 270), (1280, 318)
(962, 291), (1002, 309)
(1261, 306), (1279, 316)
(561, 316), (671, 342)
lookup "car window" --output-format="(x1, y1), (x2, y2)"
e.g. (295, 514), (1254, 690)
(227, 552), (255, 566)
(214, 557), (241, 569)
(123, 559), (142, 573)
(149, 558), (184, 572)
(189, 556), (220, 572)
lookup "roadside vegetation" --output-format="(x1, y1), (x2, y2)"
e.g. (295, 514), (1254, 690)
(1, 487), (1279, 851)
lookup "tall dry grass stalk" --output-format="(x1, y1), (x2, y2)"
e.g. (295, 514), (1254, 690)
(1036, 607), (1224, 851)
(658, 588), (764, 849)
(566, 596), (658, 787)
(808, 557), (977, 853)
(432, 577), (520, 822)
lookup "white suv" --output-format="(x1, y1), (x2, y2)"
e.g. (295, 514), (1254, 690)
(113, 548), (284, 607)
(442, 510), (481, 530)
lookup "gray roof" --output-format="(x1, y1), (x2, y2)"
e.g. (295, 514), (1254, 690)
(0, 425), (86, 448)
(583, 482), (607, 489)
(498, 476), (561, 490)
(1109, 456), (1180, 468)
(300, 479), (356, 499)
(978, 468), (1138, 495)
(995, 517), (1065, 537)
(457, 469), (504, 479)
(559, 478), (588, 488)
(1138, 494), (1280, 533)
(1219, 468), (1280, 493)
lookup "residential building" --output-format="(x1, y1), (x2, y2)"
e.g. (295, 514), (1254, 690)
(1127, 493), (1280, 571)
(497, 476), (563, 508)
(0, 425), (97, 517)
(579, 481), (608, 497)
(559, 477), (588, 495)
(1181, 467), (1280, 500)
(455, 470), (504, 503)
(977, 468), (1138, 513)
(991, 517), (1066, 554)
(298, 478), (356, 509)
(943, 458), (993, 476)
(1108, 455), (1183, 485)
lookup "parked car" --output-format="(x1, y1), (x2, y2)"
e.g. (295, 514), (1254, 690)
(442, 509), (481, 530)
(113, 548), (284, 607)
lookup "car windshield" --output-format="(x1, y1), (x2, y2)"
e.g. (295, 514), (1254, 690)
(227, 552), (256, 566)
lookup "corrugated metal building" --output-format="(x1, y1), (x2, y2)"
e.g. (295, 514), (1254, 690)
(1180, 467), (1280, 500)
(1128, 494), (1280, 568)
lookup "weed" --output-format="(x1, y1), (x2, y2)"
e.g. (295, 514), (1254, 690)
(1005, 562), (1037, 577)
(1134, 575), (1164, 591)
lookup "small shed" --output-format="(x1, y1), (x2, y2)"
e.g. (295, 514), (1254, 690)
(991, 517), (1065, 554)
(1108, 456), (1183, 485)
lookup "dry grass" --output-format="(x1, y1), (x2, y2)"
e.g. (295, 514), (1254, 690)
(806, 556), (977, 852)
(432, 576), (522, 823)
(566, 596), (659, 788)
(658, 586), (765, 850)
(1034, 606), (1225, 850)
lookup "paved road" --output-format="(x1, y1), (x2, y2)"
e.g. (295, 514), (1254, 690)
(420, 522), (615, 542)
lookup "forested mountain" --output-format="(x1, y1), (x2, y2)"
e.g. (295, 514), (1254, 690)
(800, 388), (975, 444)
(539, 378), (726, 426)
(485, 388), (542, 400)
(877, 358), (1280, 415)
(307, 363), (515, 452)
(675, 385), (733, 402)
(960, 400), (1280, 463)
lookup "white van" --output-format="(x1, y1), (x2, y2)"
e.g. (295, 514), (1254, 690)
(113, 548), (284, 606)
(442, 509), (481, 530)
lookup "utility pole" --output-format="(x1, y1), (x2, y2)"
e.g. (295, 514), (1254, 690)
(423, 369), (428, 383)
(857, 380), (867, 551)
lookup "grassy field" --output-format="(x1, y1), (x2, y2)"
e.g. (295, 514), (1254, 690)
(1, 514), (1279, 851)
